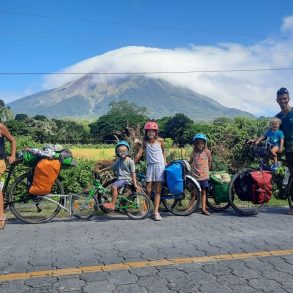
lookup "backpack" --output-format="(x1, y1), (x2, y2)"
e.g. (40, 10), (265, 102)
(165, 160), (190, 195)
(210, 172), (231, 203)
(233, 171), (253, 201)
(29, 159), (61, 196)
(250, 171), (272, 204)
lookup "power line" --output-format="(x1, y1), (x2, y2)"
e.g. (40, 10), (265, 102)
(0, 10), (266, 38)
(1, 67), (293, 76)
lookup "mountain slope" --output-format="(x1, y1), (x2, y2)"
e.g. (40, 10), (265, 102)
(8, 75), (253, 120)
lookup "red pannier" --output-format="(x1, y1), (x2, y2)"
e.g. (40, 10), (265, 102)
(250, 171), (272, 204)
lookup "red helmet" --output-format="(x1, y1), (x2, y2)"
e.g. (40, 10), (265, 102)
(144, 121), (159, 131)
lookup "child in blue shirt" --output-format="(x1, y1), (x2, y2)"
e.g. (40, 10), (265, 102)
(255, 117), (284, 170)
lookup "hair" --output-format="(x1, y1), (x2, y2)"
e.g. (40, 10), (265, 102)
(269, 117), (282, 128)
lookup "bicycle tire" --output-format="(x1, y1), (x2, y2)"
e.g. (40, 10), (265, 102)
(9, 172), (64, 224)
(72, 193), (98, 220)
(206, 189), (231, 212)
(285, 177), (293, 209)
(126, 193), (151, 220)
(162, 177), (201, 216)
(228, 168), (265, 216)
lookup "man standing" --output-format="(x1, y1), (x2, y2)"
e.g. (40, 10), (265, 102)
(275, 87), (293, 214)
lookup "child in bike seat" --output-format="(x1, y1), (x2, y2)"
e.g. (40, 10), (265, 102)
(254, 117), (284, 171)
(189, 133), (212, 216)
(97, 141), (138, 210)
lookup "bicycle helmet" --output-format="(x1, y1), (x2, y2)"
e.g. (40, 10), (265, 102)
(144, 121), (159, 131)
(115, 140), (130, 157)
(277, 87), (289, 96)
(192, 133), (207, 143)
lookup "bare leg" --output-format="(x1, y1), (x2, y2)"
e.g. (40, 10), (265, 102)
(153, 182), (162, 214)
(270, 146), (279, 164)
(201, 189), (210, 215)
(0, 191), (6, 229)
(111, 185), (119, 205)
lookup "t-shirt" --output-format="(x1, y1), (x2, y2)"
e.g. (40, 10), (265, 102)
(112, 157), (135, 180)
(276, 108), (293, 153)
(190, 149), (211, 181)
(264, 129), (284, 147)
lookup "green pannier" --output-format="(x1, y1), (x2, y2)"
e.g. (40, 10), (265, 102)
(22, 150), (38, 166)
(210, 172), (231, 203)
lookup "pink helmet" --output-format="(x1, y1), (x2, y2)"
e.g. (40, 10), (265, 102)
(144, 121), (159, 131)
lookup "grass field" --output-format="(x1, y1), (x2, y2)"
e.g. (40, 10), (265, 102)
(71, 148), (115, 161)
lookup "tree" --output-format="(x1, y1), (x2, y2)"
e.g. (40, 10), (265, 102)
(163, 113), (193, 145)
(89, 101), (147, 142)
(15, 114), (28, 121)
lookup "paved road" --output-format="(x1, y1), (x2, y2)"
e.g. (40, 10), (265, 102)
(0, 207), (293, 293)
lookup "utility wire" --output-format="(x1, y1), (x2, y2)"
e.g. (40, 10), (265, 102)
(0, 10), (266, 38)
(1, 68), (293, 75)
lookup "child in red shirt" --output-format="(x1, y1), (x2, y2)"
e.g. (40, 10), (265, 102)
(189, 133), (211, 215)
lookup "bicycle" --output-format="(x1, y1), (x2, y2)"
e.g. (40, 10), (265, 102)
(228, 142), (293, 215)
(119, 169), (202, 216)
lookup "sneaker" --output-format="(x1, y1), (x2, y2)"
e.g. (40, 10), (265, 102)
(153, 212), (162, 221)
(103, 203), (115, 210)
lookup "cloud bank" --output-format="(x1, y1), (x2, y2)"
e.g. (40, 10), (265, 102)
(43, 15), (293, 116)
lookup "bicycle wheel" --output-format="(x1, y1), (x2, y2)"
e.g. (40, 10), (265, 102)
(228, 168), (265, 216)
(162, 177), (201, 216)
(126, 193), (151, 220)
(9, 172), (63, 224)
(285, 177), (293, 209)
(206, 189), (230, 212)
(72, 193), (98, 220)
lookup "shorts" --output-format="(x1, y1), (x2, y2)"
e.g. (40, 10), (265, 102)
(112, 179), (130, 189)
(198, 179), (209, 190)
(0, 160), (6, 176)
(146, 163), (165, 182)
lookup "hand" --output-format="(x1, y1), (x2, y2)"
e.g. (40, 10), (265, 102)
(7, 156), (16, 164)
(134, 185), (141, 192)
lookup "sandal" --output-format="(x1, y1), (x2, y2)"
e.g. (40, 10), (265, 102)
(0, 217), (6, 230)
(103, 203), (115, 211)
(154, 212), (162, 221)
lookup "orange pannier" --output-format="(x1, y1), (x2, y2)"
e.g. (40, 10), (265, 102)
(29, 159), (61, 196)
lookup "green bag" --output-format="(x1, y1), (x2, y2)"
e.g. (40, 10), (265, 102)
(22, 151), (38, 166)
(210, 172), (231, 203)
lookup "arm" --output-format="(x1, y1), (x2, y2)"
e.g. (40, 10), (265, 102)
(159, 138), (167, 165)
(134, 143), (144, 164)
(279, 138), (284, 153)
(255, 135), (266, 144)
(1, 124), (16, 164)
(207, 149), (212, 169)
(131, 172), (138, 190)
(97, 164), (113, 173)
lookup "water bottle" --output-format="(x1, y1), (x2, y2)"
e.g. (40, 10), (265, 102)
(282, 168), (290, 187)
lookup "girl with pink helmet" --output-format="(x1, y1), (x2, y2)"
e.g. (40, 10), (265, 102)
(135, 120), (166, 221)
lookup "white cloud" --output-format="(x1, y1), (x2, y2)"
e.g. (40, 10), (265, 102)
(42, 15), (293, 116)
(281, 15), (293, 32)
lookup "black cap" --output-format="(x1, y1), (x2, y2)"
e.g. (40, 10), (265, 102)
(277, 87), (289, 96)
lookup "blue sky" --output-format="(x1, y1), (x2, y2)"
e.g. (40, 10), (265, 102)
(1, 0), (293, 116)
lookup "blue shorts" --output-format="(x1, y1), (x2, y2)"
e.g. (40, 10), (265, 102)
(198, 179), (209, 189)
(112, 179), (130, 189)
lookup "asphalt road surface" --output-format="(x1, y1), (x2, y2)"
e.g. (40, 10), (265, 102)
(0, 207), (293, 293)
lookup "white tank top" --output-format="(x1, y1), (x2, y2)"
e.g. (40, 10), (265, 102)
(145, 141), (165, 164)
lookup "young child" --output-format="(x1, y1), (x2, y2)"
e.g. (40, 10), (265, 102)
(189, 133), (211, 216)
(98, 141), (138, 210)
(135, 121), (166, 221)
(254, 117), (284, 170)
